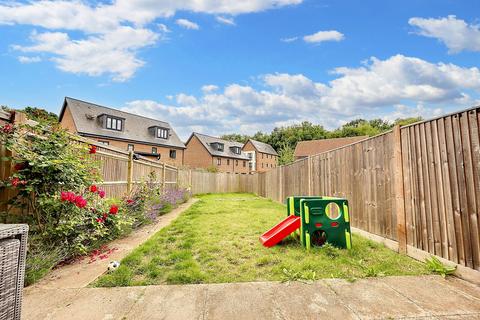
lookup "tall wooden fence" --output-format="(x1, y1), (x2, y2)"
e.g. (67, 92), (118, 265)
(250, 106), (480, 274)
(178, 169), (258, 194)
(2, 107), (479, 275)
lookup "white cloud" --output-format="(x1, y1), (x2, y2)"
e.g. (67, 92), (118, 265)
(280, 36), (298, 43)
(157, 24), (171, 33)
(175, 18), (200, 30)
(216, 16), (236, 26)
(18, 56), (41, 63)
(14, 27), (158, 81)
(202, 84), (219, 93)
(409, 15), (480, 53)
(303, 30), (344, 43)
(0, 0), (303, 80)
(121, 54), (480, 138)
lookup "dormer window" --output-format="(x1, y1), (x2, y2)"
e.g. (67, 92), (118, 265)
(211, 142), (224, 152)
(105, 115), (123, 131)
(230, 146), (241, 154)
(157, 127), (169, 139)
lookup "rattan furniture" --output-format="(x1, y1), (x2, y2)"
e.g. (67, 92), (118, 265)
(0, 224), (28, 320)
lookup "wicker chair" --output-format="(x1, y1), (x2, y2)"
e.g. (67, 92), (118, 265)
(0, 224), (28, 320)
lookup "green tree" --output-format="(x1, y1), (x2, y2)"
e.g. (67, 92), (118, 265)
(220, 133), (251, 143)
(394, 117), (422, 126)
(23, 106), (58, 125)
(278, 142), (295, 165)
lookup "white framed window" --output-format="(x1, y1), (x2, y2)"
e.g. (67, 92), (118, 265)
(217, 158), (221, 165)
(170, 150), (176, 159)
(127, 144), (134, 151)
(98, 140), (109, 145)
(157, 128), (168, 139)
(152, 147), (157, 154)
(106, 116), (123, 131)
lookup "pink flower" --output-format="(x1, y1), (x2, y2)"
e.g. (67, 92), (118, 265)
(109, 205), (118, 215)
(89, 185), (97, 193)
(98, 190), (106, 198)
(61, 191), (69, 201)
(75, 195), (87, 208)
(10, 177), (26, 187)
(96, 217), (104, 223)
(1, 124), (14, 134)
(126, 199), (134, 204)
(67, 192), (76, 203)
(11, 177), (19, 187)
(89, 145), (97, 154)
(102, 213), (108, 220)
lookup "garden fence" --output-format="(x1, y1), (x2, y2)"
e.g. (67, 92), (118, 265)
(180, 106), (480, 278)
(2, 106), (479, 279)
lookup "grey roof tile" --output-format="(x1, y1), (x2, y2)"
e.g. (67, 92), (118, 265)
(190, 133), (250, 160)
(60, 97), (185, 149)
(247, 139), (278, 155)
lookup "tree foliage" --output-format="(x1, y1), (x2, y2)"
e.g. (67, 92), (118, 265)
(221, 117), (422, 166)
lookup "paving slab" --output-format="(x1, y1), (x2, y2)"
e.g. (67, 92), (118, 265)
(273, 281), (358, 320)
(125, 284), (207, 320)
(203, 281), (278, 320)
(434, 277), (480, 301)
(22, 276), (480, 320)
(25, 287), (146, 320)
(22, 288), (81, 320)
(382, 276), (480, 317)
(324, 278), (428, 319)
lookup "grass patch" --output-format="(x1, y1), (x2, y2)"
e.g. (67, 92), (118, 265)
(94, 193), (429, 287)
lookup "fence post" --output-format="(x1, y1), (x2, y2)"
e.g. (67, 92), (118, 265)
(162, 163), (166, 192)
(127, 151), (133, 193)
(393, 125), (407, 254)
(308, 157), (313, 196)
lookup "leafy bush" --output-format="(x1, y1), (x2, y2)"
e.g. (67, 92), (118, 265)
(1, 122), (191, 285)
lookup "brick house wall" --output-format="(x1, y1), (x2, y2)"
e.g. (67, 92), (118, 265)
(183, 135), (213, 169)
(184, 135), (249, 173)
(243, 140), (278, 173)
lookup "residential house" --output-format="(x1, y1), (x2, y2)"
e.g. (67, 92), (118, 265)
(59, 97), (186, 166)
(184, 133), (250, 173)
(294, 136), (368, 160)
(242, 139), (278, 172)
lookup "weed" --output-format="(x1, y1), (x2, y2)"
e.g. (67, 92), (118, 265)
(425, 256), (456, 278)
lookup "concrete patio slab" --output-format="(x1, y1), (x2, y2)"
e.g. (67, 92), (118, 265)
(324, 277), (428, 319)
(125, 284), (207, 320)
(22, 276), (480, 320)
(382, 276), (480, 317)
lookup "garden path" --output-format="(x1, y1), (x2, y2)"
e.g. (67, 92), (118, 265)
(23, 275), (480, 319)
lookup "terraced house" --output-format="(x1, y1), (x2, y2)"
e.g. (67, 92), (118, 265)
(59, 97), (186, 166)
(184, 133), (250, 173)
(242, 139), (278, 173)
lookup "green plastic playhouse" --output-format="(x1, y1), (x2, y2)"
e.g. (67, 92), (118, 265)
(260, 196), (352, 249)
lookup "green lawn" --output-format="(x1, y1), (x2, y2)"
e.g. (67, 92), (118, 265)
(95, 193), (429, 286)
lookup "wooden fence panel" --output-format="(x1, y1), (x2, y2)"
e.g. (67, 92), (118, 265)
(401, 107), (480, 271)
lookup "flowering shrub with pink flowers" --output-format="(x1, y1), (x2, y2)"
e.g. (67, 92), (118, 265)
(0, 122), (133, 284)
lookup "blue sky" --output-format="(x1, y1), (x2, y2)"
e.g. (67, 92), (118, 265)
(0, 0), (479, 139)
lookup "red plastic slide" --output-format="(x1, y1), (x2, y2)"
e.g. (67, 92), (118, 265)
(259, 215), (301, 247)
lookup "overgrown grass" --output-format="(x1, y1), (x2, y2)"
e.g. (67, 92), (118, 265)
(95, 193), (429, 287)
